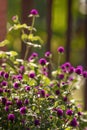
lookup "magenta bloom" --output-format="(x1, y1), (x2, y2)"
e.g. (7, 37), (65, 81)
(20, 107), (27, 115)
(4, 73), (9, 79)
(83, 71), (87, 78)
(8, 114), (15, 121)
(57, 46), (64, 53)
(30, 9), (38, 15)
(13, 82), (19, 89)
(75, 67), (82, 75)
(29, 71), (35, 78)
(66, 109), (73, 116)
(70, 118), (78, 127)
(25, 86), (30, 91)
(45, 51), (51, 58)
(39, 58), (47, 66)
(34, 119), (40, 126)
(57, 108), (63, 116)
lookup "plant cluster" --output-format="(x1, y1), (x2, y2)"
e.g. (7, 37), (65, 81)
(0, 9), (87, 130)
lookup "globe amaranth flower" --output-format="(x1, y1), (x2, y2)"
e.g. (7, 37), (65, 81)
(32, 52), (38, 58)
(69, 66), (75, 73)
(16, 99), (22, 107)
(13, 82), (19, 89)
(75, 67), (82, 75)
(20, 106), (27, 115)
(19, 65), (25, 73)
(70, 118), (78, 127)
(6, 100), (12, 106)
(38, 89), (46, 98)
(5, 106), (9, 112)
(45, 51), (52, 58)
(28, 71), (35, 78)
(55, 90), (60, 95)
(1, 81), (8, 86)
(66, 109), (73, 116)
(64, 62), (71, 68)
(24, 99), (29, 105)
(34, 119), (40, 126)
(2, 97), (7, 105)
(57, 46), (64, 53)
(58, 74), (64, 79)
(57, 108), (63, 116)
(83, 71), (87, 78)
(30, 9), (38, 15)
(25, 86), (30, 91)
(4, 73), (9, 79)
(0, 88), (3, 93)
(39, 58), (47, 66)
(8, 114), (15, 121)
(0, 71), (4, 77)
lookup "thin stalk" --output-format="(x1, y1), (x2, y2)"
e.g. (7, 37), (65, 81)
(24, 16), (35, 60)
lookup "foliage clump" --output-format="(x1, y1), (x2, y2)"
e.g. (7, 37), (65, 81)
(0, 9), (87, 130)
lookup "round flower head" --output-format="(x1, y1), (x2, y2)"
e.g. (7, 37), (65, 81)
(0, 88), (3, 93)
(66, 109), (73, 116)
(20, 106), (27, 115)
(4, 73), (9, 79)
(5, 106), (9, 112)
(55, 90), (60, 95)
(1, 81), (8, 86)
(34, 119), (40, 126)
(75, 67), (82, 75)
(70, 118), (78, 127)
(58, 74), (64, 80)
(57, 108), (63, 116)
(28, 71), (35, 78)
(64, 62), (71, 68)
(16, 100), (22, 107)
(57, 46), (64, 53)
(45, 51), (52, 58)
(25, 86), (30, 91)
(8, 114), (15, 121)
(30, 9), (38, 15)
(83, 71), (87, 78)
(39, 58), (47, 66)
(32, 52), (38, 58)
(13, 82), (19, 89)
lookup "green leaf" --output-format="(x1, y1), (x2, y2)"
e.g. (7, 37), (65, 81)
(6, 51), (18, 57)
(28, 34), (44, 44)
(0, 51), (6, 58)
(0, 40), (9, 47)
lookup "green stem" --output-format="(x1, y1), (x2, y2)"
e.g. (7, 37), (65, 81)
(24, 16), (35, 60)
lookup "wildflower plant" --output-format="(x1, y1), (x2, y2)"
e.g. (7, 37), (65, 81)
(0, 9), (87, 130)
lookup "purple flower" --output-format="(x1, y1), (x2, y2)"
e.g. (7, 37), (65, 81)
(20, 107), (27, 115)
(30, 9), (38, 15)
(1, 81), (8, 86)
(55, 90), (60, 95)
(58, 74), (64, 79)
(57, 46), (64, 53)
(57, 108), (63, 116)
(64, 62), (71, 68)
(66, 109), (73, 116)
(6, 101), (12, 106)
(5, 106), (9, 112)
(40, 89), (45, 97)
(13, 82), (19, 89)
(63, 96), (67, 102)
(45, 51), (52, 58)
(2, 97), (7, 105)
(70, 118), (78, 127)
(39, 58), (47, 66)
(4, 73), (9, 79)
(32, 52), (38, 58)
(28, 71), (35, 78)
(24, 99), (29, 105)
(25, 86), (30, 91)
(34, 119), (40, 126)
(83, 71), (87, 78)
(69, 66), (75, 73)
(17, 74), (23, 80)
(0, 88), (3, 93)
(16, 100), (22, 107)
(19, 65), (25, 73)
(0, 71), (4, 77)
(12, 16), (17, 21)
(75, 67), (82, 75)
(8, 114), (15, 121)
